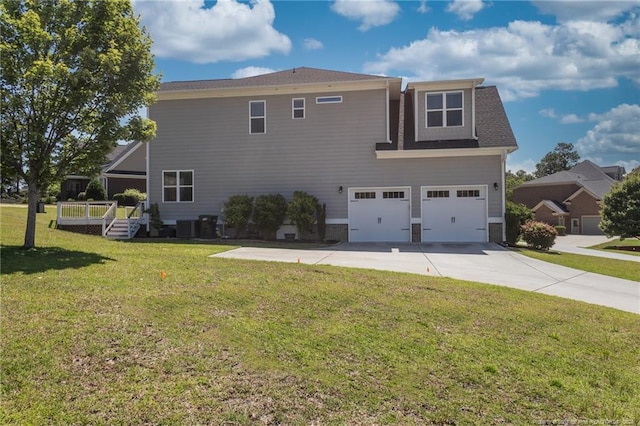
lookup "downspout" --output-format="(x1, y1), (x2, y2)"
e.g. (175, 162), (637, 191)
(414, 87), (419, 144)
(472, 81), (478, 139)
(501, 149), (507, 242)
(145, 136), (150, 232)
(385, 80), (391, 143)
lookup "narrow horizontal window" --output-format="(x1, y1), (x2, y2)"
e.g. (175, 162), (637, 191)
(316, 96), (343, 104)
(426, 190), (450, 198)
(457, 189), (480, 198)
(355, 191), (376, 199)
(383, 191), (405, 199)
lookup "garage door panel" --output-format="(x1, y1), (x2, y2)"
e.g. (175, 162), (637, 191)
(582, 216), (604, 235)
(349, 188), (411, 242)
(421, 186), (487, 242)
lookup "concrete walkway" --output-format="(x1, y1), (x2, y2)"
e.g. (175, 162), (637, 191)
(552, 235), (640, 262)
(213, 242), (639, 314)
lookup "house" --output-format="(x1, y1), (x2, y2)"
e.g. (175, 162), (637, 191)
(512, 160), (625, 235)
(146, 67), (518, 242)
(61, 141), (146, 200)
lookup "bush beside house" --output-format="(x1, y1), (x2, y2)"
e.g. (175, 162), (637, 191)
(521, 220), (557, 251)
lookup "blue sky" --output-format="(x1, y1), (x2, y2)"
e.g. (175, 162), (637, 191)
(132, 0), (640, 173)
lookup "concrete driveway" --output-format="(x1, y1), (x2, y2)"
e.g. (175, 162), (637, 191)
(212, 242), (639, 314)
(553, 235), (640, 262)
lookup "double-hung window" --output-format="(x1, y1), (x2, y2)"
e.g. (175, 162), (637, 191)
(426, 91), (463, 127)
(250, 100), (266, 134)
(163, 170), (193, 202)
(292, 98), (305, 119)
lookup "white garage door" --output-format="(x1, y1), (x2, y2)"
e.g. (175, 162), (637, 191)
(421, 186), (487, 242)
(582, 216), (604, 235)
(349, 187), (411, 242)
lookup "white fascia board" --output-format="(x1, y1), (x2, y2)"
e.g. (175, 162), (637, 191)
(375, 147), (506, 159)
(103, 173), (146, 179)
(407, 78), (485, 92)
(157, 79), (401, 101)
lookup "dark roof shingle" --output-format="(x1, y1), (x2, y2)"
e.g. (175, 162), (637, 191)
(475, 86), (518, 149)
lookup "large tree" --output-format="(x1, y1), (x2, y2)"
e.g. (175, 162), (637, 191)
(1, 0), (159, 248)
(599, 172), (640, 240)
(505, 169), (535, 201)
(534, 142), (580, 178)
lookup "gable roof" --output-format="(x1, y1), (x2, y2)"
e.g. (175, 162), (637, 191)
(104, 142), (145, 174)
(160, 67), (393, 92)
(532, 199), (569, 215)
(519, 160), (616, 200)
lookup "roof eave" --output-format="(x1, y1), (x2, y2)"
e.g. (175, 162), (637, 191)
(157, 78), (402, 101)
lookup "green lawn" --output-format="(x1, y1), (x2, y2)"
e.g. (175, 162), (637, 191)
(2, 205), (639, 424)
(513, 247), (640, 282)
(589, 238), (640, 258)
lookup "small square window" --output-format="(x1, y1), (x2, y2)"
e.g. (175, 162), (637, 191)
(163, 170), (193, 203)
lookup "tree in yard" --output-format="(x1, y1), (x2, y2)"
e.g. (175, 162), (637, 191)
(288, 191), (319, 239)
(1, 0), (159, 248)
(505, 169), (535, 201)
(223, 194), (254, 238)
(534, 142), (580, 178)
(84, 178), (106, 201)
(253, 194), (288, 240)
(599, 172), (640, 240)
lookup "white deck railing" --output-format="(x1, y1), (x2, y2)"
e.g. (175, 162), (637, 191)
(57, 201), (118, 234)
(124, 201), (147, 238)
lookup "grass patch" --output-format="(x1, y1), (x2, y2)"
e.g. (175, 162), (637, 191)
(2, 205), (640, 424)
(514, 246), (640, 282)
(589, 238), (640, 257)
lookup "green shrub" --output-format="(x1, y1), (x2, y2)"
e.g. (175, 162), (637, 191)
(223, 194), (254, 238)
(316, 203), (327, 242)
(554, 225), (566, 236)
(288, 191), (319, 238)
(521, 220), (557, 251)
(505, 201), (534, 244)
(144, 202), (163, 231)
(114, 188), (146, 206)
(77, 192), (86, 201)
(253, 194), (288, 240)
(85, 178), (106, 201)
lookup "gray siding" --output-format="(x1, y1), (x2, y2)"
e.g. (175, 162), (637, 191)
(149, 88), (503, 223)
(415, 88), (474, 141)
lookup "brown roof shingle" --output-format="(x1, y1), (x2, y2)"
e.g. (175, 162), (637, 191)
(159, 67), (393, 92)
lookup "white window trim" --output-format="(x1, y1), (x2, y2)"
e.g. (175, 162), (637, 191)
(292, 97), (305, 119)
(162, 170), (194, 203)
(425, 91), (464, 128)
(249, 100), (266, 134)
(316, 96), (343, 104)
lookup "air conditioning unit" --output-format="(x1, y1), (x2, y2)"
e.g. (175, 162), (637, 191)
(176, 220), (198, 238)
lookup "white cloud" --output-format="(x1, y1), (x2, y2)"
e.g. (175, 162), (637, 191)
(417, 1), (429, 14)
(559, 114), (584, 124)
(506, 158), (537, 174)
(576, 104), (640, 157)
(364, 16), (640, 100)
(532, 0), (640, 22)
(231, 66), (277, 79)
(133, 0), (291, 64)
(331, 0), (400, 31)
(539, 108), (557, 118)
(446, 0), (485, 21)
(303, 38), (324, 50)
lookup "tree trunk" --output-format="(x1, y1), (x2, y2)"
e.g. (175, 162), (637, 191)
(23, 182), (39, 249)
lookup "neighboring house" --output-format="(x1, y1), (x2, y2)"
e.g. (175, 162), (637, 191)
(512, 160), (625, 235)
(147, 67), (518, 242)
(62, 141), (146, 200)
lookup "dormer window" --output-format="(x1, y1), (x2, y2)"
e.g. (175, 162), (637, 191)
(426, 91), (463, 128)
